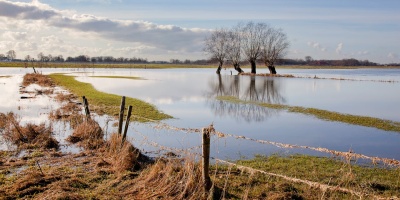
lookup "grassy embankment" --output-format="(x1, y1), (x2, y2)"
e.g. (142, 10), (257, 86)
(49, 74), (171, 121)
(217, 96), (400, 133)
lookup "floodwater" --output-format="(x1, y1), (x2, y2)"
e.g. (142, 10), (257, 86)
(1, 67), (400, 161)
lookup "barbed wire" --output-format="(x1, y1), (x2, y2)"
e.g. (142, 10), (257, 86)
(130, 126), (203, 158)
(214, 158), (396, 200)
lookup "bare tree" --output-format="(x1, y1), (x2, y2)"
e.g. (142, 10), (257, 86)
(37, 52), (44, 62)
(241, 22), (268, 74)
(47, 54), (53, 62)
(204, 28), (229, 74)
(226, 25), (244, 74)
(261, 28), (289, 74)
(25, 55), (32, 62)
(6, 50), (16, 61)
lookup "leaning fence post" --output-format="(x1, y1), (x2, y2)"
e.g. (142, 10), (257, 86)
(82, 96), (90, 119)
(118, 96), (126, 135)
(202, 125), (213, 194)
(122, 105), (132, 144)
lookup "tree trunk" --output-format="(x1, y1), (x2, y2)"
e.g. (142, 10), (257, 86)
(250, 60), (256, 74)
(234, 64), (244, 74)
(268, 65), (277, 74)
(216, 62), (223, 74)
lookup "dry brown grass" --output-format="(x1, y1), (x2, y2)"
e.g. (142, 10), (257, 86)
(49, 102), (84, 129)
(102, 133), (149, 173)
(49, 92), (84, 129)
(55, 92), (77, 102)
(22, 73), (54, 87)
(66, 119), (104, 150)
(106, 157), (208, 199)
(1, 112), (59, 150)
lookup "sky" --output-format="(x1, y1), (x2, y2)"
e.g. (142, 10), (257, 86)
(0, 0), (399, 63)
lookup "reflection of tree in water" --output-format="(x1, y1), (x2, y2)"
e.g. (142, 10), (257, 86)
(207, 75), (285, 122)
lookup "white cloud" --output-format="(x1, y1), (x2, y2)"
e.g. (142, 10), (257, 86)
(387, 52), (398, 59)
(307, 41), (326, 52)
(357, 50), (369, 55)
(335, 42), (343, 54)
(0, 0), (209, 55)
(2, 31), (28, 40)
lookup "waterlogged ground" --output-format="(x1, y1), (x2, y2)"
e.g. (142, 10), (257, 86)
(1, 67), (400, 161)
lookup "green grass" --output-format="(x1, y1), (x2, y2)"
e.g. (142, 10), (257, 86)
(89, 76), (145, 80)
(212, 154), (400, 199)
(49, 74), (171, 121)
(217, 96), (400, 132)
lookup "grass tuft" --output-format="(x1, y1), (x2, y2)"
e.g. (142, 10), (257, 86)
(66, 119), (104, 150)
(22, 73), (54, 87)
(1, 112), (59, 150)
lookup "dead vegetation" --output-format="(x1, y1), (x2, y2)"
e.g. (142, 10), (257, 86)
(0, 112), (59, 150)
(103, 133), (148, 172)
(22, 73), (54, 87)
(66, 119), (104, 150)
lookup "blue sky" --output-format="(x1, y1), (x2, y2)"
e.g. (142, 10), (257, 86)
(1, 0), (399, 63)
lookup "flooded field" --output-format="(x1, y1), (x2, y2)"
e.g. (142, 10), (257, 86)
(1, 67), (400, 161)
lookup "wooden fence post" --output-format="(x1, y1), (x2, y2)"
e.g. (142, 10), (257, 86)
(122, 105), (132, 144)
(118, 96), (126, 135)
(82, 96), (90, 119)
(202, 125), (213, 194)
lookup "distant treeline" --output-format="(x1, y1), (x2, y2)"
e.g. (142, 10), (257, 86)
(1, 52), (400, 66)
(277, 58), (380, 66)
(0, 53), (211, 65)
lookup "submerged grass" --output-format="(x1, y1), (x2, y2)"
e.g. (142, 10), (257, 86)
(217, 96), (400, 133)
(89, 75), (145, 80)
(48, 73), (171, 121)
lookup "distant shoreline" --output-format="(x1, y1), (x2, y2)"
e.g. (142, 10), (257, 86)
(1, 61), (400, 69)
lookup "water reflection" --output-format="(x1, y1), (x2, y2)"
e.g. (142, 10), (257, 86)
(207, 75), (286, 122)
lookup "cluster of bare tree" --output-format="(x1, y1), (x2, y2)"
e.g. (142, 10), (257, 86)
(0, 50), (16, 61)
(204, 22), (289, 75)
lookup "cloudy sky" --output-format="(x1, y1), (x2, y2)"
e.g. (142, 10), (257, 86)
(0, 0), (399, 63)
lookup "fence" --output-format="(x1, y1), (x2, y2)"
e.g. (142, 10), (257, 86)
(89, 96), (400, 199)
